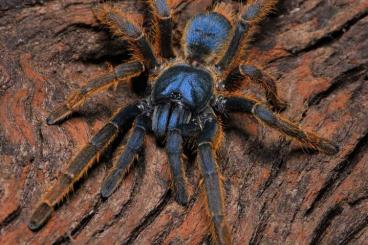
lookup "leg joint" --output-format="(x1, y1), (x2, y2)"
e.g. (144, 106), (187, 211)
(198, 141), (212, 147)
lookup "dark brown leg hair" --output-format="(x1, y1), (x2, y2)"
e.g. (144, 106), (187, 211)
(214, 95), (339, 155)
(216, 0), (278, 71)
(197, 116), (231, 245)
(95, 6), (159, 69)
(150, 0), (175, 58)
(28, 103), (142, 231)
(47, 61), (144, 125)
(222, 64), (287, 111)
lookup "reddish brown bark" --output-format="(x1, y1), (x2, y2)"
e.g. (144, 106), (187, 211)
(0, 0), (367, 244)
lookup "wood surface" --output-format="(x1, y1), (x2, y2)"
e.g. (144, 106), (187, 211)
(0, 0), (367, 244)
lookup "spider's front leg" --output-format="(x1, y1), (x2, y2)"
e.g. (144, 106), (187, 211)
(100, 113), (150, 198)
(28, 103), (142, 231)
(95, 5), (159, 69)
(222, 64), (287, 111)
(215, 95), (339, 155)
(197, 114), (231, 245)
(216, 0), (278, 70)
(47, 61), (144, 125)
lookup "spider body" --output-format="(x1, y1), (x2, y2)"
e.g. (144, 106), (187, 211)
(29, 1), (339, 244)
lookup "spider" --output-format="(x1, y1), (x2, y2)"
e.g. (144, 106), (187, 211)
(28, 0), (339, 244)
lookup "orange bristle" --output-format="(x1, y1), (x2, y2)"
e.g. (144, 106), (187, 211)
(213, 2), (236, 24)
(94, 5), (144, 40)
(240, 0), (278, 23)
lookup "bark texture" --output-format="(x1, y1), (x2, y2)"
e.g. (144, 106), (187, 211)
(0, 0), (367, 244)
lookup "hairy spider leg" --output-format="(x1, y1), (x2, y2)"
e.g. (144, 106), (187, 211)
(216, 0), (278, 71)
(197, 116), (231, 245)
(28, 103), (142, 231)
(223, 64), (287, 111)
(217, 96), (339, 155)
(150, 0), (175, 58)
(100, 113), (150, 198)
(96, 6), (159, 69)
(47, 61), (144, 125)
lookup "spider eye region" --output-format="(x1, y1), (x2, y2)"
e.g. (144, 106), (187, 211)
(184, 13), (231, 63)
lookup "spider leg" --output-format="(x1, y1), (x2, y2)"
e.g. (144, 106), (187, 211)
(197, 116), (231, 245)
(150, 0), (175, 58)
(96, 6), (159, 69)
(214, 96), (339, 155)
(216, 0), (278, 71)
(222, 64), (287, 111)
(47, 61), (144, 125)
(100, 113), (150, 198)
(28, 103), (142, 231)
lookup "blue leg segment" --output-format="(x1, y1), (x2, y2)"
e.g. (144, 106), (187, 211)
(197, 118), (231, 245)
(100, 114), (150, 198)
(166, 129), (189, 206)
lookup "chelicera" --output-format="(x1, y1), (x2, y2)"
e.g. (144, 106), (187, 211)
(29, 1), (339, 244)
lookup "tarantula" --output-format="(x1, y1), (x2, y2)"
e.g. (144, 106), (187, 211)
(29, 0), (339, 244)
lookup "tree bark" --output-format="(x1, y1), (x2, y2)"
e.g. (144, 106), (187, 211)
(0, 0), (367, 244)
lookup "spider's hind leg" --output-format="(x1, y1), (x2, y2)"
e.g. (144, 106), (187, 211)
(100, 113), (150, 198)
(47, 61), (143, 125)
(28, 103), (142, 231)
